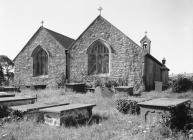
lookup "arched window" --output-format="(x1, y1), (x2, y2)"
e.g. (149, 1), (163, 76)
(32, 47), (48, 76)
(88, 41), (109, 75)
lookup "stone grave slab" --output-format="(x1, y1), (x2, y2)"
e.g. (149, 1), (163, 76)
(0, 87), (20, 92)
(0, 96), (36, 107)
(0, 92), (15, 98)
(86, 88), (95, 93)
(138, 98), (191, 126)
(39, 103), (96, 126)
(65, 83), (86, 93)
(11, 102), (70, 122)
(115, 86), (133, 95)
(11, 102), (70, 113)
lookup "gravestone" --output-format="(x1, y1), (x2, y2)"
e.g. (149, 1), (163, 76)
(39, 103), (96, 126)
(138, 98), (191, 127)
(115, 86), (133, 95)
(65, 83), (86, 93)
(0, 87), (20, 92)
(0, 96), (36, 107)
(0, 92), (15, 98)
(154, 81), (162, 92)
(11, 102), (70, 122)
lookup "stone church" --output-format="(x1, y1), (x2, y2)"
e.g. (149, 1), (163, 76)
(14, 15), (169, 91)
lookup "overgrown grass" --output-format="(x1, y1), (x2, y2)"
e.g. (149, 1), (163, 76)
(0, 88), (193, 140)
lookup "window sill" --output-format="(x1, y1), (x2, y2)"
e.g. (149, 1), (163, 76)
(32, 75), (49, 78)
(90, 73), (110, 77)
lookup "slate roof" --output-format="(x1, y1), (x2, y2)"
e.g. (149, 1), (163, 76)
(45, 28), (74, 49)
(145, 53), (169, 70)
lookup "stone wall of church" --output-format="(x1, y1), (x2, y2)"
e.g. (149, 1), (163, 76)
(69, 16), (145, 90)
(14, 28), (67, 88)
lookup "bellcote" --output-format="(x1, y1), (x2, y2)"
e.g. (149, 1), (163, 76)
(140, 32), (151, 54)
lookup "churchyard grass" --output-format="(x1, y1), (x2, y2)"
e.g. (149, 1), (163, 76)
(0, 88), (192, 140)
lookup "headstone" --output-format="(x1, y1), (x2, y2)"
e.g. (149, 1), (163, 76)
(154, 81), (162, 92)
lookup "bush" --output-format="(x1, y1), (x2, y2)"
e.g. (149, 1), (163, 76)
(0, 106), (10, 118)
(93, 78), (118, 88)
(56, 72), (66, 88)
(116, 99), (139, 114)
(172, 75), (193, 93)
(104, 79), (119, 88)
(94, 78), (103, 87)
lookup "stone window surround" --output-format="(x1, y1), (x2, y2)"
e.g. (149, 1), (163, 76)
(87, 39), (112, 77)
(31, 45), (49, 77)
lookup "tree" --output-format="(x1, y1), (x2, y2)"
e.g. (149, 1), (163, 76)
(0, 55), (14, 86)
(0, 64), (4, 86)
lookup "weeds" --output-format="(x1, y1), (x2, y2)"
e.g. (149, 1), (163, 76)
(0, 89), (192, 139)
(172, 75), (193, 93)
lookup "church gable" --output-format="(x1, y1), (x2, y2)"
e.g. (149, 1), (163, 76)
(14, 27), (74, 87)
(69, 16), (144, 86)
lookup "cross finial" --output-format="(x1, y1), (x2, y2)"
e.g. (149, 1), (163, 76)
(98, 7), (103, 15)
(145, 31), (148, 36)
(41, 20), (44, 27)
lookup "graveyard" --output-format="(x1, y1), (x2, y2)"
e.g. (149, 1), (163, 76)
(0, 84), (193, 140)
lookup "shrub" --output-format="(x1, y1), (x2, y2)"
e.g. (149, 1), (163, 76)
(0, 106), (10, 118)
(93, 78), (118, 88)
(93, 78), (103, 87)
(104, 79), (119, 88)
(172, 75), (193, 93)
(85, 82), (93, 88)
(56, 72), (66, 88)
(118, 77), (128, 86)
(116, 99), (139, 114)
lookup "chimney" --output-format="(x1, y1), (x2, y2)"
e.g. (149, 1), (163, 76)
(162, 58), (166, 65)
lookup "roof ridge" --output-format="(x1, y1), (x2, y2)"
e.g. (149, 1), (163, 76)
(44, 27), (74, 49)
(44, 27), (74, 41)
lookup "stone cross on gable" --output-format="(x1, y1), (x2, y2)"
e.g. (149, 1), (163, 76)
(145, 31), (147, 36)
(98, 7), (103, 15)
(41, 20), (44, 27)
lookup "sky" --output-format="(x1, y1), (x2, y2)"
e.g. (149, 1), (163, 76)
(0, 0), (193, 74)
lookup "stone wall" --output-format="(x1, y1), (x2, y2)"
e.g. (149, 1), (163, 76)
(14, 28), (67, 88)
(69, 16), (145, 90)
